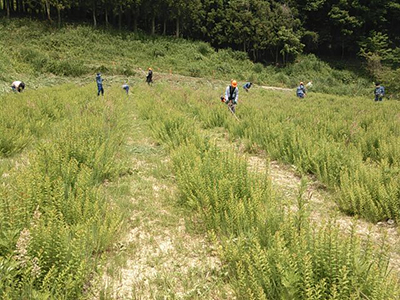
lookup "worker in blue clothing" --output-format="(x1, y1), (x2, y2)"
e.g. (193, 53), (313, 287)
(96, 73), (104, 96)
(296, 82), (306, 98)
(122, 83), (129, 95)
(243, 82), (252, 92)
(374, 82), (385, 102)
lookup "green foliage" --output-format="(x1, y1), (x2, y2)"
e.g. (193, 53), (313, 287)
(2, 0), (399, 64)
(0, 84), (128, 298)
(135, 83), (400, 299)
(46, 59), (87, 77)
(137, 82), (400, 223)
(0, 18), (376, 97)
(379, 68), (400, 98)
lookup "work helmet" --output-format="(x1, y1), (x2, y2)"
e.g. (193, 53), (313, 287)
(232, 80), (238, 87)
(300, 81), (304, 85)
(149, 67), (152, 71)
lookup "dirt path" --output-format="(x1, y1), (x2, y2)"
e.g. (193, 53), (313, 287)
(91, 114), (234, 299)
(206, 128), (400, 275)
(248, 156), (400, 272)
(136, 67), (293, 92)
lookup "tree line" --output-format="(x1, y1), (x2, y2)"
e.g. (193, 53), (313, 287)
(1, 0), (399, 65)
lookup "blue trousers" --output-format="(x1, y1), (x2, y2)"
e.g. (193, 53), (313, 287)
(97, 84), (104, 96)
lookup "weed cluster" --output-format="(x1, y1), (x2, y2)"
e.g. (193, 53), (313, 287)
(135, 84), (400, 299)
(143, 84), (400, 223)
(0, 85), (128, 298)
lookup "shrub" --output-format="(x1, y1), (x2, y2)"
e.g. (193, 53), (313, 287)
(198, 43), (211, 56)
(46, 59), (88, 77)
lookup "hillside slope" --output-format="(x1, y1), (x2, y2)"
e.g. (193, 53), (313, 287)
(0, 18), (373, 96)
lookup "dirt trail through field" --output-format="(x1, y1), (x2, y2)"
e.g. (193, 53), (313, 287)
(133, 70), (400, 276)
(136, 67), (294, 92)
(248, 156), (400, 271)
(90, 114), (234, 299)
(204, 128), (400, 275)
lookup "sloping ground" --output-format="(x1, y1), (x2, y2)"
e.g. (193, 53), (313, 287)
(2, 74), (398, 298)
(90, 113), (234, 299)
(201, 126), (400, 275)
(248, 156), (400, 273)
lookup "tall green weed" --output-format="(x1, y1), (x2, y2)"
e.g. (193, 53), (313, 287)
(0, 85), (128, 298)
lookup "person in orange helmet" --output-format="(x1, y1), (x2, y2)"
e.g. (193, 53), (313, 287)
(224, 80), (239, 113)
(146, 67), (153, 85)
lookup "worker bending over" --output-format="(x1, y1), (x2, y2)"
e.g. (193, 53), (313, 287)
(11, 81), (25, 92)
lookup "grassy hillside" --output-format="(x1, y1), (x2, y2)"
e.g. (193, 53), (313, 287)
(134, 82), (400, 299)
(0, 18), (374, 96)
(1, 80), (399, 299)
(137, 82), (400, 223)
(1, 17), (399, 299)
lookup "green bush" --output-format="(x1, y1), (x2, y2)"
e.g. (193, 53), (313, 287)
(198, 42), (212, 56)
(46, 59), (88, 77)
(18, 48), (49, 73)
(379, 68), (400, 99)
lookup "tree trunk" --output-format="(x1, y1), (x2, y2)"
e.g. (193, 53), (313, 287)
(176, 17), (180, 38)
(151, 15), (155, 35)
(118, 5), (122, 30)
(57, 6), (61, 28)
(163, 18), (167, 35)
(126, 10), (131, 30)
(341, 40), (345, 59)
(45, 0), (52, 22)
(134, 13), (138, 33)
(105, 8), (108, 28)
(92, 3), (97, 28)
(6, 0), (10, 17)
(111, 10), (115, 26)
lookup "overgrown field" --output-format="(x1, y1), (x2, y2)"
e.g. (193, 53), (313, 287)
(0, 18), (374, 96)
(1, 78), (399, 299)
(134, 83), (400, 299)
(136, 82), (400, 223)
(0, 85), (131, 298)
